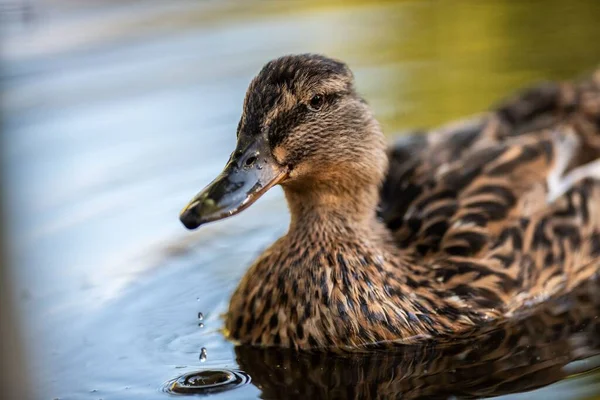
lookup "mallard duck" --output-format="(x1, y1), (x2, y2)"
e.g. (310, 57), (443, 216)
(179, 54), (600, 349)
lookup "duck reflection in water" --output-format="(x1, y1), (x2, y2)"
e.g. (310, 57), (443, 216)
(233, 279), (600, 399)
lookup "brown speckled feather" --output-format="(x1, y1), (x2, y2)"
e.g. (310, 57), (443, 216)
(380, 71), (600, 313)
(235, 279), (600, 399)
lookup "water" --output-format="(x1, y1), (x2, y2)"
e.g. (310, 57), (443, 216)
(2, 1), (600, 399)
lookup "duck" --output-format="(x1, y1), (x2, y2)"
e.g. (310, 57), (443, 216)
(179, 54), (600, 349)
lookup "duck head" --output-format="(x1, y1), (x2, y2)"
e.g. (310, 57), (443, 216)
(180, 54), (387, 230)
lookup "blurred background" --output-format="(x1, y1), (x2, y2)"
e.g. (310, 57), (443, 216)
(1, 1), (600, 399)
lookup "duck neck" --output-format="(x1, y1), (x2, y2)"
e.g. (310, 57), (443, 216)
(283, 177), (384, 240)
(283, 118), (390, 242)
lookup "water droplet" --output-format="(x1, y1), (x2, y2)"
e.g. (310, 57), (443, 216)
(256, 164), (263, 170)
(197, 312), (204, 321)
(163, 369), (251, 395)
(196, 297), (200, 302)
(199, 348), (207, 362)
(198, 322), (204, 328)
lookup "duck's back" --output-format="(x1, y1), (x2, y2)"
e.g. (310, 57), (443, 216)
(380, 69), (600, 307)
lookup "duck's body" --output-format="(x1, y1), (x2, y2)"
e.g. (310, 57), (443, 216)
(180, 55), (600, 349)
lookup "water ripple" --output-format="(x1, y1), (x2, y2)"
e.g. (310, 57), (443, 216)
(164, 369), (252, 396)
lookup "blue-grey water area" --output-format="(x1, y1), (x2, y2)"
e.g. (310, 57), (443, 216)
(2, 1), (600, 399)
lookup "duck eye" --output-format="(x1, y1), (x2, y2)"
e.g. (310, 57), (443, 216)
(308, 94), (324, 111)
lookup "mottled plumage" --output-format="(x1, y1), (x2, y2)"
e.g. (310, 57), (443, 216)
(235, 279), (600, 399)
(180, 54), (600, 349)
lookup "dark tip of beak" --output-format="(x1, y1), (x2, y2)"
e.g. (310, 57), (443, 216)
(179, 194), (226, 230)
(179, 203), (202, 230)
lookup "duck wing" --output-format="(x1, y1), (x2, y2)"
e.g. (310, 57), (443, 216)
(379, 69), (600, 303)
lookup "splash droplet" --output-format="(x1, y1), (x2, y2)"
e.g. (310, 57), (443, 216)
(198, 322), (205, 328)
(197, 312), (204, 321)
(199, 347), (207, 362)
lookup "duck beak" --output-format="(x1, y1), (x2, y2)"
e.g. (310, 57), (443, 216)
(179, 136), (288, 230)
